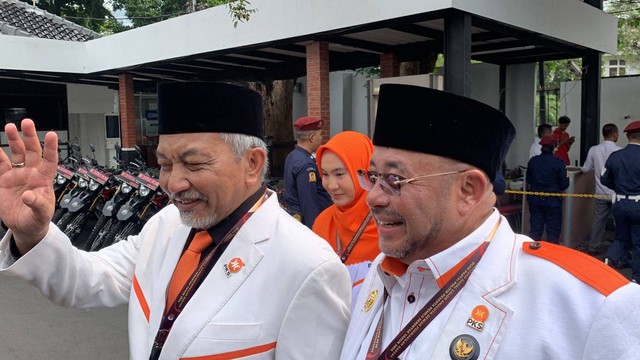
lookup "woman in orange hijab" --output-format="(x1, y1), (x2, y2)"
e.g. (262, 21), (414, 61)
(313, 131), (379, 306)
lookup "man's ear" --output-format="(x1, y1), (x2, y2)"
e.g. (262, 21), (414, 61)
(244, 147), (267, 185)
(456, 169), (490, 216)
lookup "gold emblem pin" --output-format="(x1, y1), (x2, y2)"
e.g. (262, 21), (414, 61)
(449, 334), (480, 360)
(363, 289), (378, 312)
(309, 172), (317, 182)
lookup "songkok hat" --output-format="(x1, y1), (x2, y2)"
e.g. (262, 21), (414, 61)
(539, 135), (556, 146)
(558, 115), (571, 124)
(157, 82), (263, 138)
(372, 84), (515, 182)
(293, 116), (323, 131)
(623, 120), (640, 133)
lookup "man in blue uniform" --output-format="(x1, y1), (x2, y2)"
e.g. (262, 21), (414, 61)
(283, 116), (331, 228)
(526, 135), (570, 244)
(602, 120), (640, 282)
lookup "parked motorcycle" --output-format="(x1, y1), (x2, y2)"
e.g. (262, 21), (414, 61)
(57, 165), (117, 245)
(85, 169), (139, 251)
(101, 171), (168, 248)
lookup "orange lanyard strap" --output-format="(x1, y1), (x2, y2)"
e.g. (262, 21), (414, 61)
(150, 190), (270, 360)
(367, 219), (500, 359)
(337, 211), (373, 263)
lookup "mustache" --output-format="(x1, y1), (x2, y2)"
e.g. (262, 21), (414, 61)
(371, 208), (402, 220)
(169, 189), (207, 203)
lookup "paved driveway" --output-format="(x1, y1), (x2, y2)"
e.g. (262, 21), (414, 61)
(0, 276), (129, 360)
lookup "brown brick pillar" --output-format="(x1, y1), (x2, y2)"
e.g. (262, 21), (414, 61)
(380, 52), (399, 78)
(118, 73), (137, 147)
(306, 41), (330, 142)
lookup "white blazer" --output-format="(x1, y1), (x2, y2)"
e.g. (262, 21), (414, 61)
(341, 214), (640, 360)
(0, 194), (351, 359)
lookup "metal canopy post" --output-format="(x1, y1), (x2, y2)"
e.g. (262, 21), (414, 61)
(499, 64), (506, 113)
(580, 0), (603, 165)
(580, 51), (601, 165)
(444, 12), (471, 97)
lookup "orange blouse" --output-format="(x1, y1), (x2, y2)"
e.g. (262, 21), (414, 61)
(312, 131), (380, 265)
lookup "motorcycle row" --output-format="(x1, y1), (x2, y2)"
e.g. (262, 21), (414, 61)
(53, 143), (169, 252)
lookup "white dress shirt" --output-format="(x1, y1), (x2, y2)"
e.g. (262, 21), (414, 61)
(528, 137), (541, 159)
(581, 140), (621, 195)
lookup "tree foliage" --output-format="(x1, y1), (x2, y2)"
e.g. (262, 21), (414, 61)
(20, 0), (256, 34)
(20, 0), (113, 32)
(109, 0), (255, 29)
(605, 0), (640, 60)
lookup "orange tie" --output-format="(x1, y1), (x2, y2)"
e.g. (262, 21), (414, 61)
(166, 230), (214, 310)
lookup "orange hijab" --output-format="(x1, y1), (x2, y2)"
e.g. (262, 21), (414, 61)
(312, 131), (379, 265)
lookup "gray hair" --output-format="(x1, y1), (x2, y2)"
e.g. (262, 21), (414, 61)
(218, 133), (270, 181)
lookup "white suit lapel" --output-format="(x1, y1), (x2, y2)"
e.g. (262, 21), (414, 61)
(157, 195), (276, 359)
(144, 225), (192, 352)
(430, 218), (520, 360)
(343, 268), (386, 358)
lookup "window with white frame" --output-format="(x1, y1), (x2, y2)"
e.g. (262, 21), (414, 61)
(609, 59), (627, 76)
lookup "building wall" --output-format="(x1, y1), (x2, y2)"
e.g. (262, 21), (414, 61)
(561, 75), (640, 160)
(292, 71), (372, 138)
(66, 84), (119, 166)
(293, 64), (536, 172)
(463, 62), (536, 170)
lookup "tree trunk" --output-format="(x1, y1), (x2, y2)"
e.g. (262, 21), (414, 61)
(249, 79), (295, 179)
(399, 53), (439, 76)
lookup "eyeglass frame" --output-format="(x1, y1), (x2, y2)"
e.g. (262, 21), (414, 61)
(356, 169), (466, 196)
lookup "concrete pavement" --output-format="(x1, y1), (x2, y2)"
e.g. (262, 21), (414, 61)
(0, 276), (129, 360)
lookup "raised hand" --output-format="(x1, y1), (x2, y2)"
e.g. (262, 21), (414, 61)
(0, 119), (58, 254)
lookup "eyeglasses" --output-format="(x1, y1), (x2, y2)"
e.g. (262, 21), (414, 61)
(356, 169), (465, 196)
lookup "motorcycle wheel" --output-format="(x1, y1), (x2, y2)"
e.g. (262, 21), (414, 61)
(56, 211), (75, 231)
(52, 207), (67, 223)
(104, 221), (141, 248)
(87, 217), (116, 251)
(85, 215), (110, 251)
(66, 212), (91, 246)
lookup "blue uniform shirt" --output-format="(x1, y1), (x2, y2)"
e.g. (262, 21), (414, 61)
(601, 144), (640, 195)
(283, 145), (332, 228)
(526, 152), (569, 207)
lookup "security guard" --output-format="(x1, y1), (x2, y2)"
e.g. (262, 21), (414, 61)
(283, 116), (332, 228)
(602, 120), (640, 282)
(526, 135), (569, 244)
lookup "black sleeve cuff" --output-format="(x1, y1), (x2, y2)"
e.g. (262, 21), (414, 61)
(9, 236), (23, 259)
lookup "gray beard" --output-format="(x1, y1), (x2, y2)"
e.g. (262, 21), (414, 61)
(380, 215), (442, 261)
(179, 210), (217, 230)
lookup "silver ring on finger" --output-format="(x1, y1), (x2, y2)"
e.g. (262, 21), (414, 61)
(11, 161), (25, 168)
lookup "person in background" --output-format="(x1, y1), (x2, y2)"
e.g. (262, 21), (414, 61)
(579, 123), (620, 255)
(529, 123), (552, 159)
(340, 83), (640, 360)
(553, 115), (575, 165)
(493, 169), (506, 196)
(601, 120), (640, 283)
(312, 131), (379, 310)
(526, 135), (569, 244)
(283, 116), (332, 228)
(0, 82), (350, 360)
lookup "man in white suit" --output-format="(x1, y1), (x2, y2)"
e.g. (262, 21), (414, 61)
(0, 82), (350, 359)
(341, 84), (640, 360)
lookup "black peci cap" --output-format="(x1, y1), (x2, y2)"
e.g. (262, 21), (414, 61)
(157, 82), (263, 138)
(372, 84), (515, 182)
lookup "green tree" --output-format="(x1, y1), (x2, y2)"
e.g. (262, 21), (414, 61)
(20, 0), (114, 33)
(110, 0), (255, 28)
(605, 0), (640, 61)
